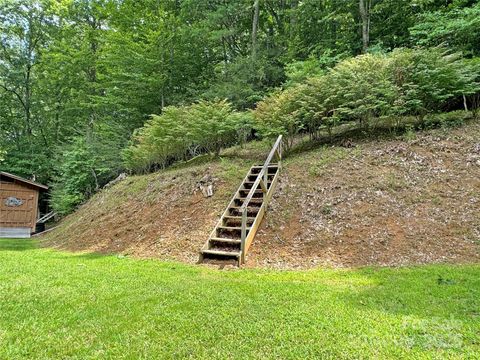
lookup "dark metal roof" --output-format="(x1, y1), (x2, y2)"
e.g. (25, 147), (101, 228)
(0, 171), (49, 190)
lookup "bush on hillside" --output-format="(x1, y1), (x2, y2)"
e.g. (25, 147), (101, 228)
(254, 87), (305, 151)
(462, 57), (480, 118)
(389, 49), (478, 117)
(326, 53), (395, 128)
(254, 48), (480, 144)
(123, 100), (242, 173)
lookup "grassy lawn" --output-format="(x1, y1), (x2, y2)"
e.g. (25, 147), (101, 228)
(0, 239), (478, 359)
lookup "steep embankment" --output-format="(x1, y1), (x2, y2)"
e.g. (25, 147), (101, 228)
(43, 122), (480, 268)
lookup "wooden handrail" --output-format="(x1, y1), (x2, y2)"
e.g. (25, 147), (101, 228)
(240, 135), (282, 261)
(240, 135), (282, 213)
(37, 211), (56, 224)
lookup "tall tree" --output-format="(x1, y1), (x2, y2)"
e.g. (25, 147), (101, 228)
(359, 0), (372, 53)
(251, 0), (260, 59)
(0, 0), (55, 180)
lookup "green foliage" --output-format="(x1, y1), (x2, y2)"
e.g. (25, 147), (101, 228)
(123, 100), (243, 172)
(2, 0), (480, 215)
(284, 50), (348, 87)
(51, 130), (125, 215)
(423, 110), (471, 130)
(189, 100), (236, 155)
(254, 87), (305, 151)
(284, 57), (325, 86)
(411, 3), (480, 56)
(225, 111), (254, 148)
(51, 138), (98, 215)
(328, 54), (395, 127)
(389, 49), (479, 116)
(201, 56), (279, 110)
(255, 48), (480, 143)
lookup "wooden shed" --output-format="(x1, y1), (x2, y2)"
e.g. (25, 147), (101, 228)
(0, 171), (48, 238)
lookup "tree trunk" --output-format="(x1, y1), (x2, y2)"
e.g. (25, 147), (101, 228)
(463, 94), (468, 111)
(290, 0), (298, 40)
(359, 0), (371, 53)
(251, 0), (260, 59)
(24, 65), (32, 135)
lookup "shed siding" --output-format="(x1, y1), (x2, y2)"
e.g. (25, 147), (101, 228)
(0, 181), (39, 231)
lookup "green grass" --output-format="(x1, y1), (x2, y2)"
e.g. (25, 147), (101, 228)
(0, 239), (479, 359)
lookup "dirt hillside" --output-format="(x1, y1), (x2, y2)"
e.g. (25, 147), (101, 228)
(43, 122), (480, 268)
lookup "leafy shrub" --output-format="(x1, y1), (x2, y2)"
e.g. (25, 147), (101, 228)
(254, 48), (479, 143)
(284, 57), (325, 86)
(124, 100), (243, 172)
(229, 111), (255, 147)
(123, 106), (192, 172)
(326, 53), (395, 128)
(462, 57), (480, 118)
(388, 49), (478, 117)
(254, 87), (305, 151)
(188, 100), (236, 156)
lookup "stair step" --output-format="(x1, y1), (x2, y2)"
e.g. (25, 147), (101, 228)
(201, 249), (240, 257)
(223, 216), (256, 220)
(209, 237), (241, 244)
(251, 165), (278, 169)
(229, 206), (259, 209)
(217, 226), (251, 231)
(237, 197), (263, 202)
(248, 174), (275, 180)
(239, 189), (264, 198)
(228, 206), (260, 212)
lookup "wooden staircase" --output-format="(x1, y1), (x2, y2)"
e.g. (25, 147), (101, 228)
(199, 135), (283, 266)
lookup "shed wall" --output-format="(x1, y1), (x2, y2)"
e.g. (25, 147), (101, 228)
(0, 181), (39, 232)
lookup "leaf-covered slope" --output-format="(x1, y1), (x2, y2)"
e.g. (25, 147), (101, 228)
(43, 159), (252, 264)
(43, 122), (480, 268)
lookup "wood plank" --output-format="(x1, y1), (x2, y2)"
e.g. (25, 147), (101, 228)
(209, 237), (241, 244)
(201, 249), (240, 257)
(217, 226), (251, 231)
(223, 216), (256, 220)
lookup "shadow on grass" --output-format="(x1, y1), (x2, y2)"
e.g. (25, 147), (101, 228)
(51, 249), (126, 261)
(0, 238), (38, 251)
(1, 239), (113, 260)
(67, 251), (113, 260)
(339, 266), (480, 322)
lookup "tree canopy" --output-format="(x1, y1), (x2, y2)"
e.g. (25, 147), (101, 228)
(1, 0), (479, 213)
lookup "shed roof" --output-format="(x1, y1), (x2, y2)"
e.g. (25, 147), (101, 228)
(0, 171), (48, 190)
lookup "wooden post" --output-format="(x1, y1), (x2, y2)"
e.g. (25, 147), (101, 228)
(240, 208), (247, 263)
(260, 177), (267, 201)
(263, 168), (267, 193)
(278, 137), (282, 168)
